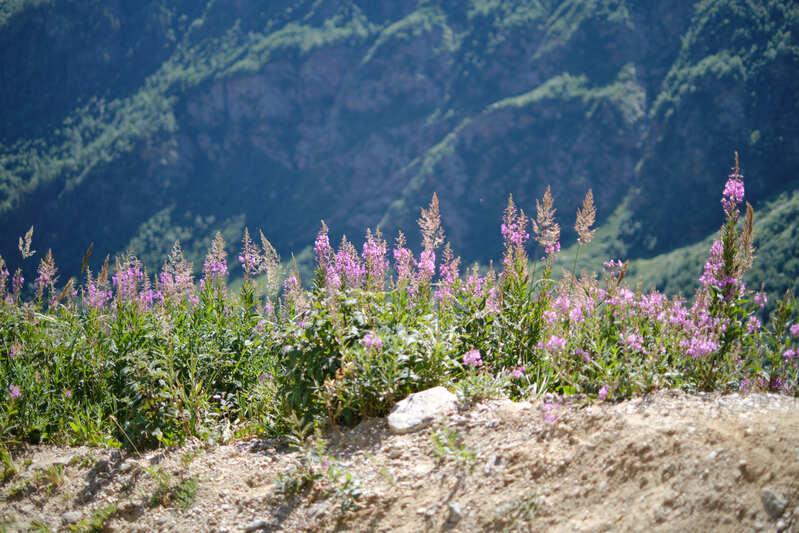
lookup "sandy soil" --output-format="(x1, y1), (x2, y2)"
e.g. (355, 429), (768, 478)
(2, 390), (798, 532)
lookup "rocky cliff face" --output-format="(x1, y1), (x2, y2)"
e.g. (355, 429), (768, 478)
(0, 0), (796, 287)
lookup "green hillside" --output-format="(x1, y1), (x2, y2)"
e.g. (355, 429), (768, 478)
(0, 0), (797, 303)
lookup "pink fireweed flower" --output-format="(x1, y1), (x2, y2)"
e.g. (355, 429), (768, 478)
(8, 385), (21, 401)
(790, 324), (799, 338)
(598, 385), (608, 401)
(463, 274), (485, 298)
(543, 310), (558, 328)
(624, 333), (645, 353)
(64, 388), (72, 399)
(325, 270), (342, 291)
(603, 260), (624, 275)
(542, 241), (560, 258)
(12, 271), (23, 294)
(782, 348), (796, 362)
(463, 349), (483, 368)
(554, 295), (570, 314)
(569, 305), (584, 323)
(576, 348), (592, 363)
(0, 266), (8, 297)
(417, 250), (436, 284)
(486, 287), (500, 314)
(313, 224), (332, 268)
(362, 332), (383, 350)
(746, 316), (761, 334)
(721, 173), (745, 217)
(362, 232), (387, 286)
(203, 233), (228, 284)
(545, 335), (567, 354)
(283, 275), (300, 294)
(699, 240), (725, 288)
(334, 244), (366, 288)
(753, 291), (767, 308)
(393, 246), (414, 284)
(501, 220), (529, 248)
(512, 366), (525, 379)
(682, 336), (719, 359)
(434, 256), (459, 302)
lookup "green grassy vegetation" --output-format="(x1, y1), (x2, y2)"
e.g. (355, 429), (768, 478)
(0, 174), (796, 455)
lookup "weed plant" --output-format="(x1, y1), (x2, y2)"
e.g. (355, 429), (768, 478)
(0, 155), (797, 450)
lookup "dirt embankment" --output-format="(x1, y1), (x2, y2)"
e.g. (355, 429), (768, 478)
(2, 391), (798, 532)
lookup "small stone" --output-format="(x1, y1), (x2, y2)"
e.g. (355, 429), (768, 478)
(61, 511), (81, 524)
(308, 502), (329, 520)
(244, 520), (269, 532)
(119, 459), (138, 473)
(483, 454), (499, 474)
(448, 502), (463, 523)
(761, 488), (787, 519)
(387, 447), (402, 459)
(775, 519), (787, 532)
(388, 387), (458, 434)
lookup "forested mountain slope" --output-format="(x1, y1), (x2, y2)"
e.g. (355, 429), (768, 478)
(1, 0), (797, 302)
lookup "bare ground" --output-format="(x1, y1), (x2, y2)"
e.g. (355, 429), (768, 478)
(2, 391), (799, 532)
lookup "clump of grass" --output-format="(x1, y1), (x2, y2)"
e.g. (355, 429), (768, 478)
(0, 155), (796, 453)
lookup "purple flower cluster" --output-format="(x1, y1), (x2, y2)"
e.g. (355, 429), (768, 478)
(8, 384), (21, 401)
(392, 246), (413, 285)
(12, 271), (23, 295)
(85, 281), (112, 310)
(203, 257), (228, 280)
(721, 175), (745, 216)
(334, 245), (366, 288)
(362, 234), (387, 287)
(417, 250), (436, 284)
(791, 324), (799, 338)
(753, 291), (767, 308)
(624, 333), (645, 353)
(501, 219), (529, 248)
(545, 335), (567, 354)
(362, 332), (383, 350)
(597, 385), (608, 401)
(434, 258), (459, 302)
(543, 241), (561, 257)
(463, 349), (483, 368)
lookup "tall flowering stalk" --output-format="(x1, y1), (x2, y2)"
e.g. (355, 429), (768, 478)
(362, 228), (387, 292)
(434, 244), (460, 303)
(35, 249), (58, 304)
(159, 240), (194, 303)
(694, 153), (756, 389)
(0, 255), (9, 302)
(202, 233), (228, 298)
(500, 194), (530, 283)
(392, 231), (414, 289)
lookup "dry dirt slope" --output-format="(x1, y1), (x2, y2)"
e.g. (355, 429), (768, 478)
(2, 391), (798, 532)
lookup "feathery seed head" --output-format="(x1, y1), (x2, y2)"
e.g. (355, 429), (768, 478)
(575, 189), (597, 246)
(418, 193), (445, 252)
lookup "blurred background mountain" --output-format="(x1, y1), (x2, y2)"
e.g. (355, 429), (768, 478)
(1, 0), (797, 305)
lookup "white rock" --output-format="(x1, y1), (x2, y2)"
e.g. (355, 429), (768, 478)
(387, 387), (458, 434)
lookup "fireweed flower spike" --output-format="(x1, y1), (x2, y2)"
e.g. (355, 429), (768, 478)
(362, 332), (383, 350)
(203, 233), (228, 282)
(463, 349), (483, 368)
(8, 385), (21, 401)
